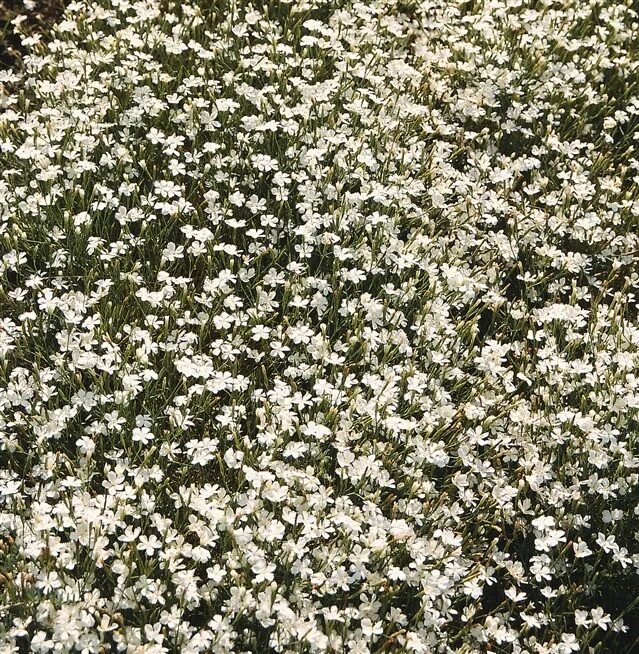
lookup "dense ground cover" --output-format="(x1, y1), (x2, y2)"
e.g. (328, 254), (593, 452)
(2, 0), (639, 652)
(0, 0), (64, 67)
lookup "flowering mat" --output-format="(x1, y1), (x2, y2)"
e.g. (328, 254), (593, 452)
(2, 1), (639, 653)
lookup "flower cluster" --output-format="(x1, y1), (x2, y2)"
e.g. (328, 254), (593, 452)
(2, 0), (639, 652)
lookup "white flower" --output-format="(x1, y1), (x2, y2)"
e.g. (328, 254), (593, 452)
(572, 539), (593, 559)
(132, 426), (154, 444)
(590, 608), (612, 631)
(574, 610), (590, 628)
(0, 480), (21, 496)
(137, 535), (162, 555)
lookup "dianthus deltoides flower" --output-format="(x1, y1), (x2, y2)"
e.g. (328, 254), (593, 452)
(1, 0), (639, 652)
